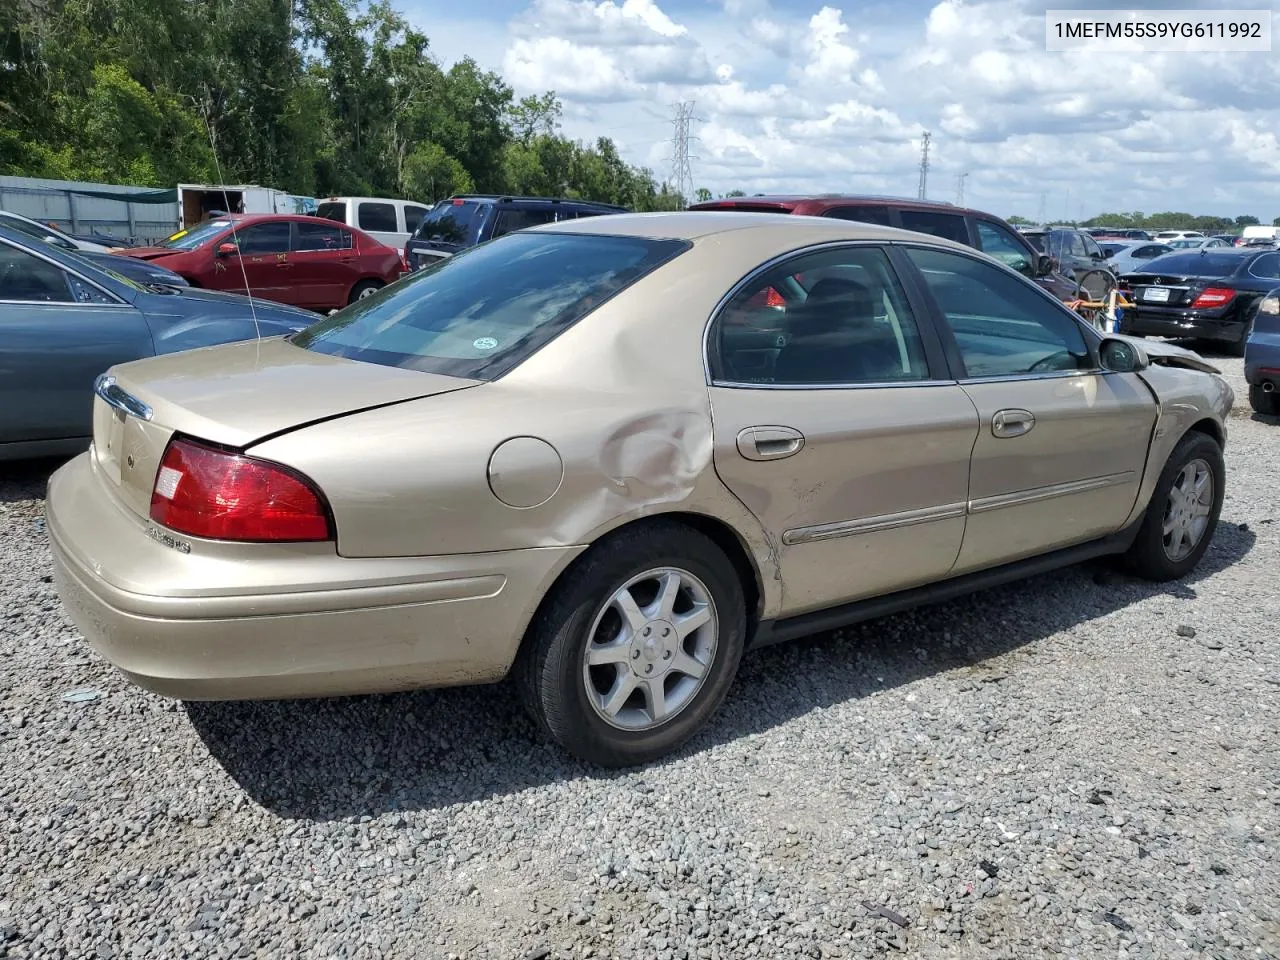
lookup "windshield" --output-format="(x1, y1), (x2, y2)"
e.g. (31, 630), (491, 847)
(414, 200), (487, 245)
(316, 202), (347, 224)
(1138, 252), (1247, 275)
(159, 220), (233, 250)
(294, 231), (689, 379)
(1168, 238), (1202, 249)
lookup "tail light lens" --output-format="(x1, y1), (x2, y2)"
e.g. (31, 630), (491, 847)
(150, 436), (333, 542)
(1191, 287), (1236, 309)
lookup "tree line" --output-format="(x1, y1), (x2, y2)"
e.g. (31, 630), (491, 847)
(1009, 212), (1280, 231)
(0, 0), (685, 210)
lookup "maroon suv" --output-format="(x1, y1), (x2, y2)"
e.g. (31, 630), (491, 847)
(687, 195), (1077, 301)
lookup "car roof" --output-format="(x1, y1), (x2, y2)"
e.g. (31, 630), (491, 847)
(446, 194), (628, 211)
(688, 194), (992, 216)
(529, 210), (977, 251)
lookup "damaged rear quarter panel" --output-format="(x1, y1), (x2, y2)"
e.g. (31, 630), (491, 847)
(248, 234), (793, 620)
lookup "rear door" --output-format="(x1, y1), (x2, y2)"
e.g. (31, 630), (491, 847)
(290, 220), (355, 310)
(0, 238), (152, 446)
(901, 244), (1158, 573)
(708, 242), (979, 616)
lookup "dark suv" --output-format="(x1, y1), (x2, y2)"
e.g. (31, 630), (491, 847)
(686, 194), (1076, 301)
(404, 195), (628, 270)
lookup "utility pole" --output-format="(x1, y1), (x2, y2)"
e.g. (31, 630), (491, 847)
(917, 131), (932, 200)
(669, 101), (701, 205)
(1036, 192), (1047, 226)
(956, 171), (969, 206)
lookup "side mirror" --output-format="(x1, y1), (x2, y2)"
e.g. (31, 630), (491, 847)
(1035, 253), (1055, 277)
(215, 242), (238, 258)
(1099, 337), (1149, 373)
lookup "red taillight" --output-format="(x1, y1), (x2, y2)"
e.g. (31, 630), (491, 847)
(149, 437), (333, 542)
(763, 286), (785, 308)
(1191, 287), (1235, 309)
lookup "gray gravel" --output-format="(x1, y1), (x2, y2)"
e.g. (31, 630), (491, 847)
(2, 355), (1278, 959)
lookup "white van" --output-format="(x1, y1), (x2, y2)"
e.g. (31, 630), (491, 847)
(1240, 225), (1280, 244)
(314, 196), (433, 249)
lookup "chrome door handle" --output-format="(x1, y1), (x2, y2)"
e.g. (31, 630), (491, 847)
(736, 425), (805, 461)
(992, 408), (1035, 438)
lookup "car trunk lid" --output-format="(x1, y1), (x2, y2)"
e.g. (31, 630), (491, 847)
(1120, 271), (1225, 308)
(91, 337), (480, 519)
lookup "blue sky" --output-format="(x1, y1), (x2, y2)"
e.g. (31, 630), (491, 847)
(403, 0), (1280, 220)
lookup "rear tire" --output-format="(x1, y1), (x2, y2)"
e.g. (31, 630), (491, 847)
(348, 280), (382, 304)
(516, 520), (746, 767)
(1124, 431), (1224, 582)
(1249, 384), (1280, 416)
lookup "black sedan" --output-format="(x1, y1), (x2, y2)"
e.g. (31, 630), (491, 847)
(1117, 248), (1280, 355)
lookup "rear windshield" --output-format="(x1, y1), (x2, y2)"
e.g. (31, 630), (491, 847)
(1137, 252), (1247, 275)
(315, 202), (347, 224)
(293, 232), (690, 380)
(415, 200), (487, 244)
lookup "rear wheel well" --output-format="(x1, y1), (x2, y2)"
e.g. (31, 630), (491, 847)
(521, 512), (764, 658)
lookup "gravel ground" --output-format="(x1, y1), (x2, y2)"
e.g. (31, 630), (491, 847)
(2, 356), (1277, 960)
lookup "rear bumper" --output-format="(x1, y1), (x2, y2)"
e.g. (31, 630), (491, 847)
(46, 452), (583, 700)
(1118, 309), (1245, 343)
(1244, 336), (1280, 386)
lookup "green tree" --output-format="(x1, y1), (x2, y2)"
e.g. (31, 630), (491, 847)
(694, 187), (713, 202)
(1235, 215), (1260, 227)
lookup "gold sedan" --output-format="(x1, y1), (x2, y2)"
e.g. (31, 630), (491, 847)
(46, 212), (1234, 767)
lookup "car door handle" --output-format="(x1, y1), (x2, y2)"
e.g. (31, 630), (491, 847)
(736, 425), (805, 461)
(992, 408), (1036, 438)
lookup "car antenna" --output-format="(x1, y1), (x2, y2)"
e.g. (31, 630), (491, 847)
(198, 105), (261, 342)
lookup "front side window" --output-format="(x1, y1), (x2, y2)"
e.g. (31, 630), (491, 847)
(905, 246), (1092, 378)
(1082, 235), (1104, 259)
(227, 222), (291, 255)
(0, 242), (73, 302)
(492, 208), (557, 239)
(712, 246), (931, 386)
(358, 202), (398, 233)
(294, 232), (689, 380)
(898, 210), (969, 245)
(974, 220), (1034, 277)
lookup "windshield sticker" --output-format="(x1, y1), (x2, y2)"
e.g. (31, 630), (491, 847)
(473, 337), (498, 350)
(167, 229), (188, 241)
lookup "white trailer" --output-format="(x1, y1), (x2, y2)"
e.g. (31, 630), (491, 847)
(175, 184), (316, 231)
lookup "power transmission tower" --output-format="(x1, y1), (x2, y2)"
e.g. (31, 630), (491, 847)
(956, 171), (969, 206)
(1036, 192), (1047, 225)
(916, 131), (932, 200)
(669, 101), (701, 204)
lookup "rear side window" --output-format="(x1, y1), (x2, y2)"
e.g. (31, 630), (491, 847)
(492, 208), (557, 239)
(358, 202), (399, 233)
(294, 233), (689, 380)
(899, 210), (969, 245)
(415, 201), (486, 244)
(404, 205), (429, 233)
(294, 221), (354, 252)
(825, 206), (894, 226)
(1250, 254), (1280, 280)
(315, 202), (347, 224)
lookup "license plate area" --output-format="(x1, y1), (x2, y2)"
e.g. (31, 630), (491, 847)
(1142, 287), (1171, 302)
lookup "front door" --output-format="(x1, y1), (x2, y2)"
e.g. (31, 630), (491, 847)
(216, 221), (293, 304)
(0, 239), (153, 446)
(901, 245), (1159, 574)
(707, 243), (979, 617)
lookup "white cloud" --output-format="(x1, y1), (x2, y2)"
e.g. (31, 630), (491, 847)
(418, 0), (1280, 216)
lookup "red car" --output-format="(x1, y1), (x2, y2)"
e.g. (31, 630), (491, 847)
(118, 214), (403, 312)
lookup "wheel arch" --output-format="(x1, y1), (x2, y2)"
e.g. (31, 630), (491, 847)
(1185, 416), (1224, 448)
(512, 511), (767, 669)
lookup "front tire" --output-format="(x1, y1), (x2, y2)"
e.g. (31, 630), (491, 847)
(516, 520), (747, 767)
(1249, 384), (1280, 416)
(1124, 431), (1224, 582)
